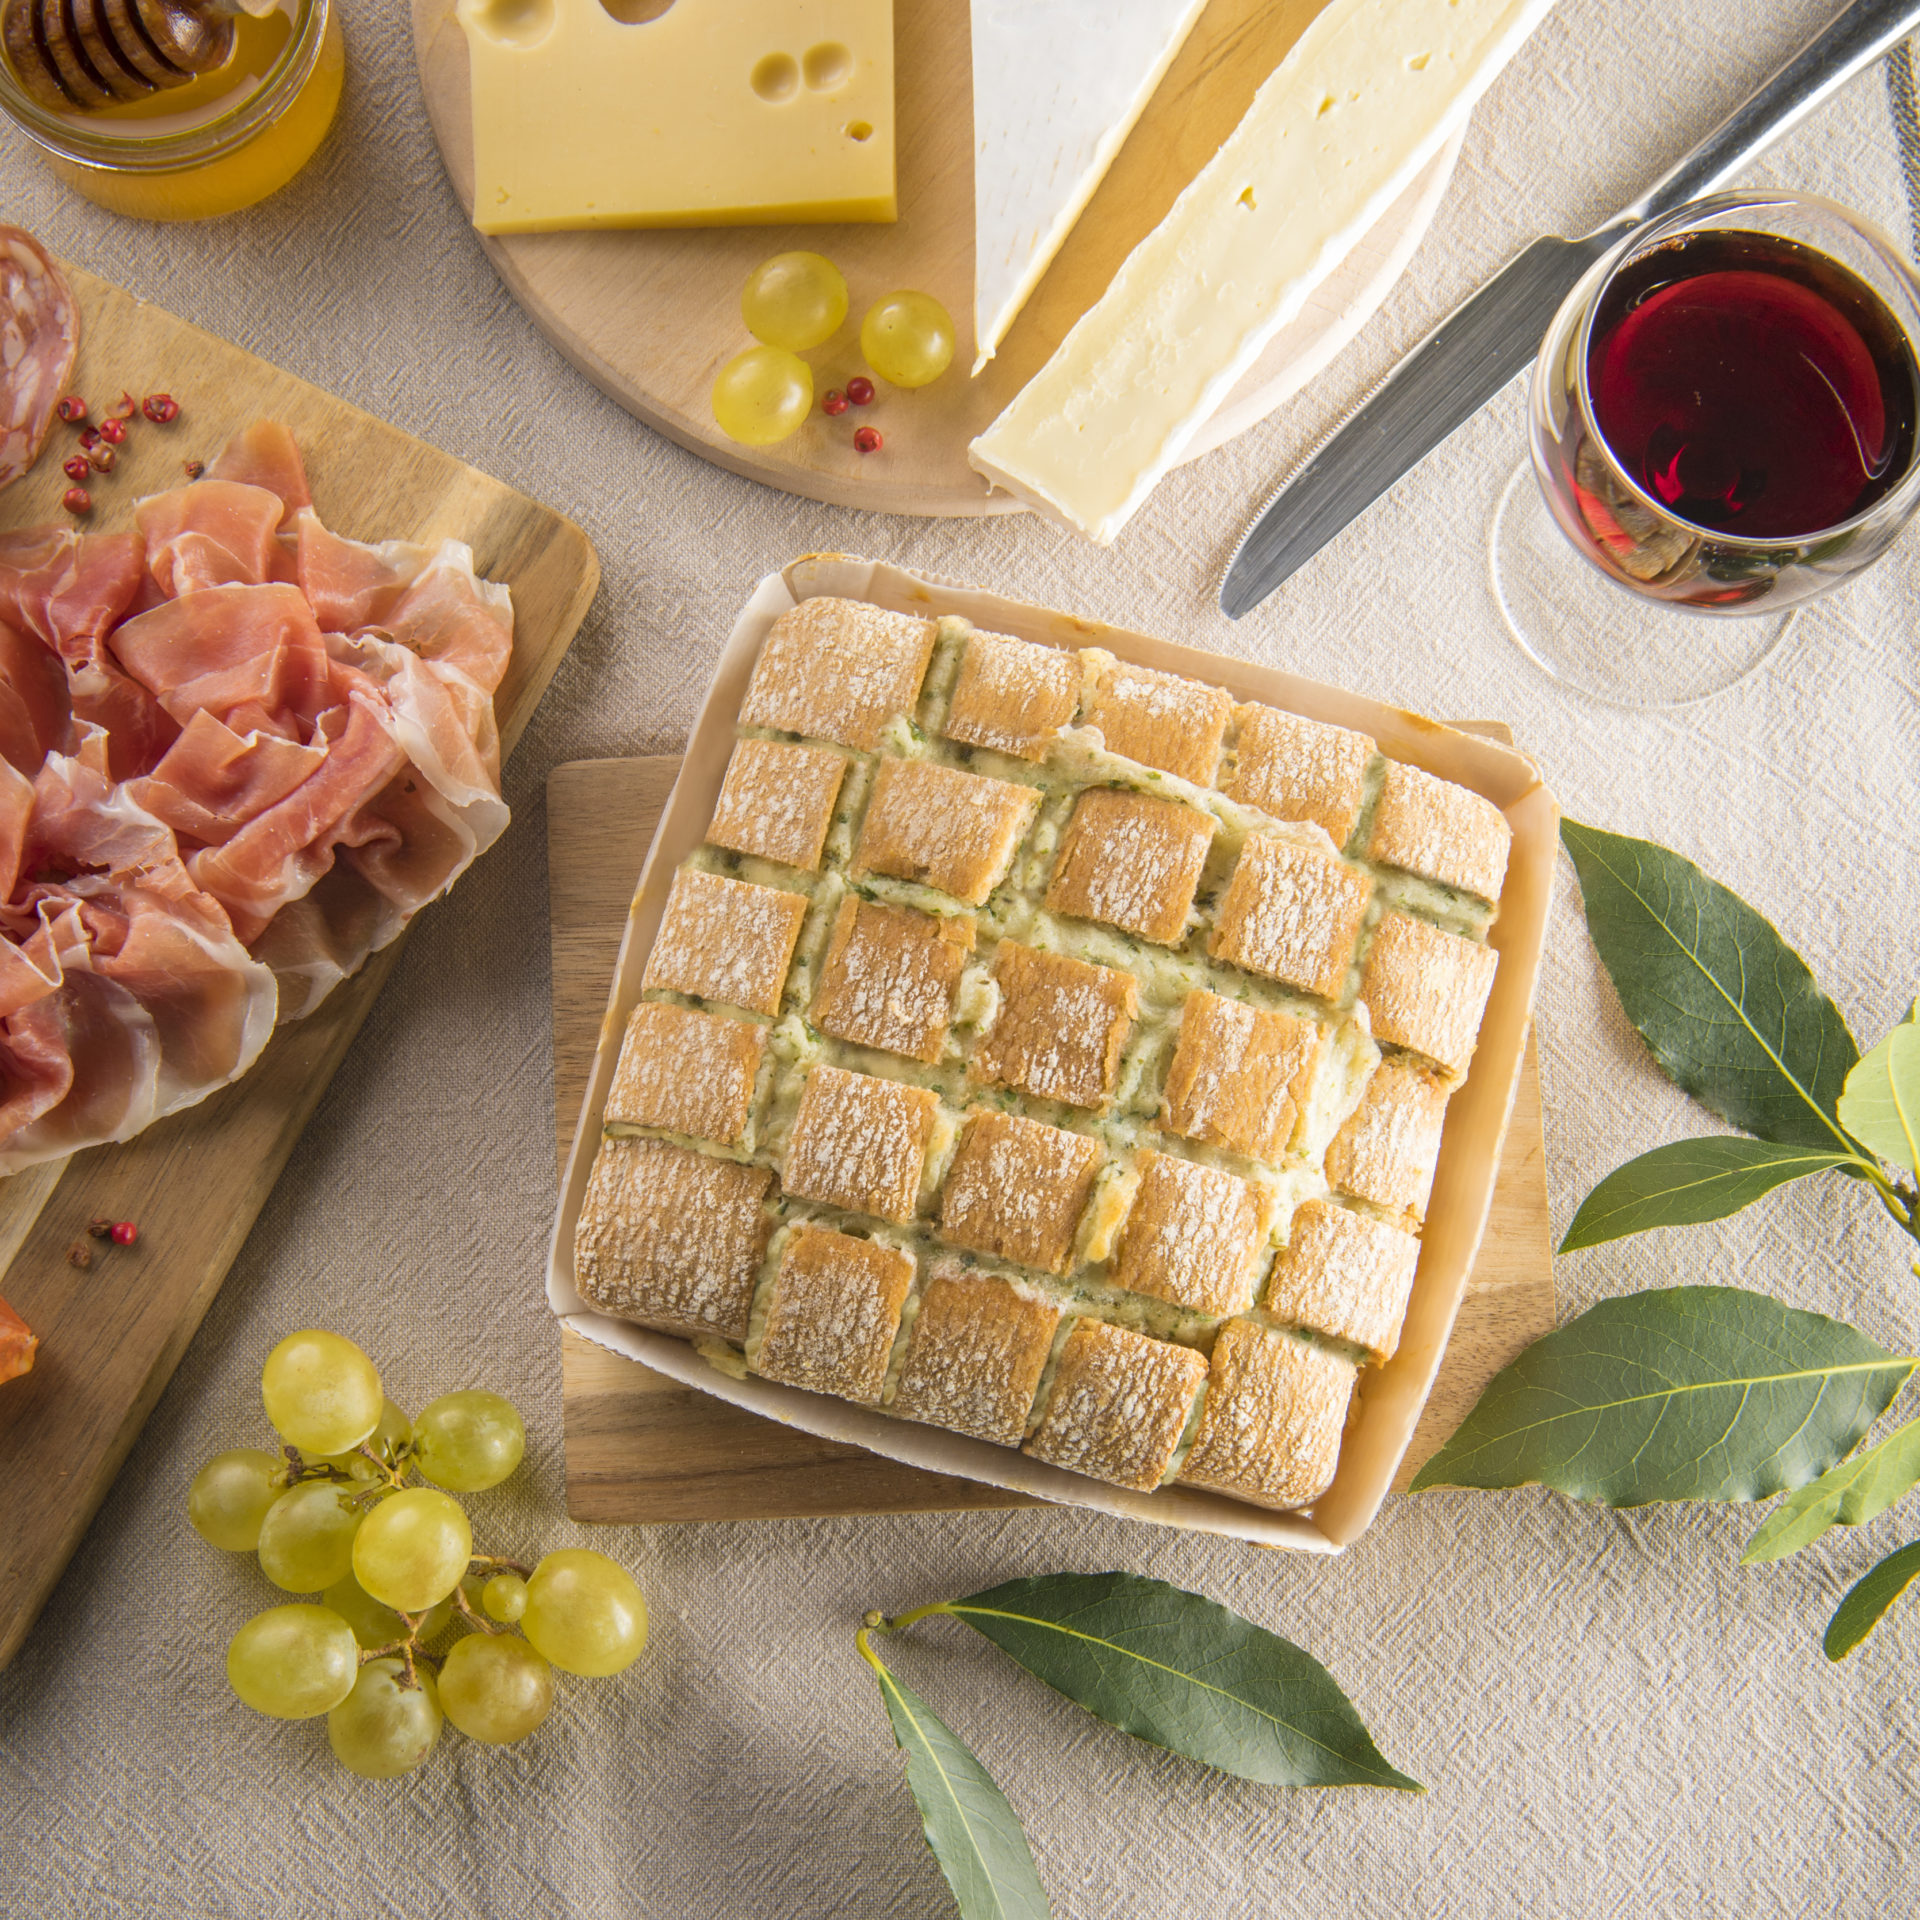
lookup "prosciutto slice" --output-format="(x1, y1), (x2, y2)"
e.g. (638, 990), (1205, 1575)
(136, 480), (288, 597)
(0, 738), (278, 1170)
(0, 418), (516, 1168)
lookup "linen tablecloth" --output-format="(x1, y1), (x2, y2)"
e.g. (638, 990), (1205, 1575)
(5, 3), (1920, 1912)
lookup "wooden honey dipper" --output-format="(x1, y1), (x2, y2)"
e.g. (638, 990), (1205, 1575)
(2, 0), (238, 113)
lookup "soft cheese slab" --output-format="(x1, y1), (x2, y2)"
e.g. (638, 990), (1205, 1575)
(456, 0), (895, 233)
(968, 0), (1557, 541)
(969, 0), (1207, 369)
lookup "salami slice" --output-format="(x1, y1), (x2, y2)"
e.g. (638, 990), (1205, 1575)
(0, 227), (80, 495)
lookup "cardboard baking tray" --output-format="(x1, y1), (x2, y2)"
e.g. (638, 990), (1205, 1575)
(546, 556), (1559, 1551)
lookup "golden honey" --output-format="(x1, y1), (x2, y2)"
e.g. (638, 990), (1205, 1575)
(0, 0), (343, 221)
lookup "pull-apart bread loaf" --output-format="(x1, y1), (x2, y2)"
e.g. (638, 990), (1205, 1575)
(575, 598), (1511, 1514)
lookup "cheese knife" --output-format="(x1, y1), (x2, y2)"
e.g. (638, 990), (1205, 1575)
(1219, 0), (1920, 619)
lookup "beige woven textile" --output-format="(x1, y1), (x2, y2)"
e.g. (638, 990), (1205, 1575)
(5, 2), (1920, 1913)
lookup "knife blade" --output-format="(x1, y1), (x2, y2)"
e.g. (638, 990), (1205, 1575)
(1220, 0), (1920, 619)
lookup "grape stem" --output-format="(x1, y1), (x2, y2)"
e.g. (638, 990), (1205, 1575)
(469, 1553), (532, 1577)
(452, 1582), (508, 1637)
(356, 1439), (411, 1488)
(358, 1610), (428, 1689)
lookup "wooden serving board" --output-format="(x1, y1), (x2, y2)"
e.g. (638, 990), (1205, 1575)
(411, 0), (1461, 517)
(0, 263), (600, 1669)
(548, 748), (1555, 1526)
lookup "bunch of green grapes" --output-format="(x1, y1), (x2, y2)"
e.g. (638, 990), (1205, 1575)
(191, 1329), (646, 1779)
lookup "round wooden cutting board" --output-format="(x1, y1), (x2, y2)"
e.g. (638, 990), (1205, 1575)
(411, 0), (1463, 517)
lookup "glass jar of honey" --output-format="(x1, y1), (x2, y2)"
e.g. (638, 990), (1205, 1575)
(0, 0), (344, 221)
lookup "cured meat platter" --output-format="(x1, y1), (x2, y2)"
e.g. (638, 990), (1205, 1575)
(0, 259), (598, 1670)
(544, 753), (1555, 1526)
(410, 0), (1462, 517)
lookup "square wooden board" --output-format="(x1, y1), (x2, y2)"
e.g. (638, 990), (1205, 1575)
(0, 262), (599, 1668)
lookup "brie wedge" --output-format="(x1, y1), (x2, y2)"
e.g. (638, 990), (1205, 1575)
(968, 0), (1559, 542)
(969, 0), (1209, 370)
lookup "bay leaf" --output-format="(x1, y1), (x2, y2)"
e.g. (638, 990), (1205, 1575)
(1561, 1137), (1857, 1251)
(1836, 1013), (1920, 1177)
(1741, 1414), (1920, 1564)
(1409, 1287), (1912, 1505)
(867, 1654), (1051, 1920)
(944, 1572), (1419, 1791)
(1561, 820), (1859, 1153)
(1824, 1539), (1920, 1661)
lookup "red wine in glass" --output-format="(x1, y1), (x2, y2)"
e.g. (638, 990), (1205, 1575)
(1585, 229), (1919, 540)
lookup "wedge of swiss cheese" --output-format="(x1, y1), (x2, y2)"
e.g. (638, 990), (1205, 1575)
(455, 0), (895, 233)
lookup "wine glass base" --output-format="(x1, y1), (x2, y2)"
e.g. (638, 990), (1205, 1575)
(1488, 465), (1798, 709)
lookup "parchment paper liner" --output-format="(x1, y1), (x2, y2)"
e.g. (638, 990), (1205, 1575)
(547, 556), (1558, 1552)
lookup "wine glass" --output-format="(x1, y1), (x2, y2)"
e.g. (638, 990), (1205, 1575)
(1489, 190), (1920, 708)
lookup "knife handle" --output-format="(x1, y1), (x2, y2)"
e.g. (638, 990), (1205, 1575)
(1615, 0), (1920, 229)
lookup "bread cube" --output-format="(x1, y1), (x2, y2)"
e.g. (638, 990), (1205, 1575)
(1210, 836), (1373, 1000)
(1324, 1058), (1450, 1225)
(1262, 1198), (1420, 1362)
(937, 1109), (1102, 1274)
(1367, 760), (1511, 903)
(749, 1224), (915, 1406)
(941, 627), (1082, 760)
(1160, 991), (1325, 1162)
(888, 1263), (1063, 1446)
(1178, 1320), (1355, 1511)
(1226, 704), (1376, 846)
(707, 738), (848, 872)
(973, 941), (1137, 1109)
(1358, 913), (1499, 1077)
(851, 757), (1037, 905)
(1045, 789), (1214, 945)
(811, 897), (975, 1063)
(604, 1002), (765, 1147)
(1024, 1320), (1208, 1491)
(1081, 654), (1232, 785)
(782, 1064), (939, 1223)
(574, 1137), (772, 1342)
(1109, 1150), (1266, 1318)
(643, 868), (808, 1015)
(739, 596), (936, 750)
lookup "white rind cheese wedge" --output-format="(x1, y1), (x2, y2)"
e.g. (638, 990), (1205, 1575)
(967, 0), (1559, 543)
(970, 0), (1209, 373)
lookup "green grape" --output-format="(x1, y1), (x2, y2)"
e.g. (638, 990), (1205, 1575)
(327, 1658), (442, 1779)
(257, 1480), (365, 1593)
(712, 346), (813, 446)
(351, 1488), (472, 1613)
(188, 1448), (283, 1552)
(438, 1633), (554, 1746)
(522, 1549), (647, 1677)
(261, 1329), (383, 1456)
(741, 250), (848, 352)
(481, 1573), (527, 1624)
(859, 290), (955, 389)
(317, 1398), (412, 1480)
(226, 1604), (358, 1719)
(322, 1571), (453, 1650)
(413, 1390), (525, 1493)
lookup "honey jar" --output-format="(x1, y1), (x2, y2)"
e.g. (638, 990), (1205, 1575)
(0, 0), (344, 221)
